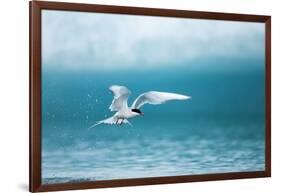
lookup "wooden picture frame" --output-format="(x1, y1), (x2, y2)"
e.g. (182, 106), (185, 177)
(30, 1), (271, 192)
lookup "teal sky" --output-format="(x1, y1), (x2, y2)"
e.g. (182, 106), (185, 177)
(42, 10), (265, 72)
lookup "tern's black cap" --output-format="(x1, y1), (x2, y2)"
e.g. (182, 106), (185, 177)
(131, 109), (143, 114)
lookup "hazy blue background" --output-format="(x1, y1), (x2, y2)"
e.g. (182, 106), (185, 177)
(41, 10), (265, 184)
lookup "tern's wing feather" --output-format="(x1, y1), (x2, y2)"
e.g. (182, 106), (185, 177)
(132, 91), (191, 109)
(109, 85), (131, 112)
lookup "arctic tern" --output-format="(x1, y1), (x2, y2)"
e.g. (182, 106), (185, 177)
(88, 85), (191, 128)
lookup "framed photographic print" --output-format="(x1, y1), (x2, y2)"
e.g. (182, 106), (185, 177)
(30, 1), (271, 192)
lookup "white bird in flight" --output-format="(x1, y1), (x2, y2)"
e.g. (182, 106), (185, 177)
(88, 85), (191, 128)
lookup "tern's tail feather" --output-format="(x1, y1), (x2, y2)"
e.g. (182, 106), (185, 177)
(87, 116), (132, 129)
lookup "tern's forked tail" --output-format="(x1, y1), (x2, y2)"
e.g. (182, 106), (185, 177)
(87, 115), (132, 129)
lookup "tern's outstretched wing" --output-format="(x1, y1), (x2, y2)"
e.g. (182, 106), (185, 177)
(132, 91), (191, 109)
(109, 85), (131, 112)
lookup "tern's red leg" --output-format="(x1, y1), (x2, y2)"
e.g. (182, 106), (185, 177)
(120, 118), (124, 125)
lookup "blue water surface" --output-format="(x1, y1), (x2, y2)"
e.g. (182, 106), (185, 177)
(41, 58), (265, 184)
